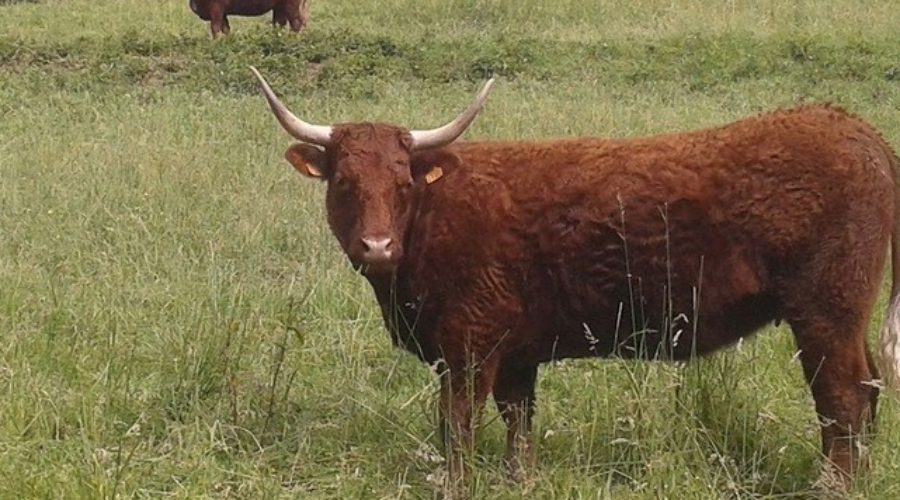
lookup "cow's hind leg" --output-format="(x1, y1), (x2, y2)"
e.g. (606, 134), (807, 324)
(287, 0), (309, 32)
(864, 345), (880, 423)
(493, 360), (537, 480)
(782, 200), (889, 486)
(789, 315), (876, 483)
(272, 8), (288, 28)
(783, 246), (884, 485)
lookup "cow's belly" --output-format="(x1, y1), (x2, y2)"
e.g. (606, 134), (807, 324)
(526, 198), (778, 362)
(228, 0), (275, 16)
(535, 290), (779, 362)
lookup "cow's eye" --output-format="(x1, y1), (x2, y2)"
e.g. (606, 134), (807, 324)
(332, 177), (352, 194)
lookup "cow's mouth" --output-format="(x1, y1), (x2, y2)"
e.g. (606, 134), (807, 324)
(352, 256), (400, 275)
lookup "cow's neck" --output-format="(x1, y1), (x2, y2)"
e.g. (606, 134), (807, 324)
(364, 270), (434, 361)
(365, 273), (397, 307)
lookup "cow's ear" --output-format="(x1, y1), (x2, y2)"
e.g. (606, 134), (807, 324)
(410, 149), (461, 186)
(285, 143), (327, 179)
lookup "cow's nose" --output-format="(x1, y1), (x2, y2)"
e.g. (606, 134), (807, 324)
(360, 237), (394, 261)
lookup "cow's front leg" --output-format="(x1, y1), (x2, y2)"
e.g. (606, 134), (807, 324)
(493, 360), (538, 480)
(209, 5), (227, 37)
(438, 356), (498, 489)
(209, 4), (231, 38)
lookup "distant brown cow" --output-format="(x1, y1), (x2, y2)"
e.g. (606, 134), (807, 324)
(251, 67), (900, 487)
(189, 0), (309, 37)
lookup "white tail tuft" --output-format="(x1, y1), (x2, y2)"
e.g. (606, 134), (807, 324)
(878, 294), (900, 392)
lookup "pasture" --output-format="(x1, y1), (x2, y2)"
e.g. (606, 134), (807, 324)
(2, 0), (900, 497)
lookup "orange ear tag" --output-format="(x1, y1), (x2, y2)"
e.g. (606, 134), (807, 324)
(425, 166), (444, 184)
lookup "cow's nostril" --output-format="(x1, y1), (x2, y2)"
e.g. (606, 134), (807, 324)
(361, 237), (393, 257)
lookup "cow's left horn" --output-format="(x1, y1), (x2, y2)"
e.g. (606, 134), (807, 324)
(250, 66), (333, 146)
(410, 78), (495, 151)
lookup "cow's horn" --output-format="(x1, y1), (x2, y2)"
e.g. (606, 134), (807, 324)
(250, 66), (333, 146)
(410, 78), (495, 151)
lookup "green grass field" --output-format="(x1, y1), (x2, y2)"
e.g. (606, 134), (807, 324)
(2, 0), (900, 497)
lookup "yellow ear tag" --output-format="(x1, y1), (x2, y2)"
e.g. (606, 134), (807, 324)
(425, 166), (444, 184)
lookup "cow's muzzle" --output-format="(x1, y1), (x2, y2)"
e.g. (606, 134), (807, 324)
(351, 237), (400, 274)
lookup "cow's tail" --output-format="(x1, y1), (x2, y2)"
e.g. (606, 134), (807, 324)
(879, 152), (900, 393)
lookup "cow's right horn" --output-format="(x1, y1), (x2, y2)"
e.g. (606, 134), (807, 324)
(410, 78), (495, 151)
(251, 66), (333, 146)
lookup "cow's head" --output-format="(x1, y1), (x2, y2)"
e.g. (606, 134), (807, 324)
(252, 67), (494, 274)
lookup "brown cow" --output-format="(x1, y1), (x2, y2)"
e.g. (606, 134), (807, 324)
(189, 0), (309, 37)
(251, 67), (900, 488)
